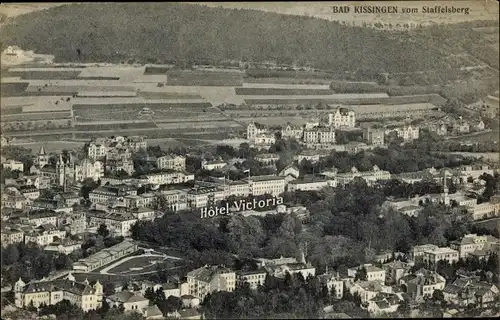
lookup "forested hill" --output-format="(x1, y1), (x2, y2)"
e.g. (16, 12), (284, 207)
(0, 3), (497, 71)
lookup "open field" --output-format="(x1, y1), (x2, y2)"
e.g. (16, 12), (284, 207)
(243, 77), (333, 85)
(104, 255), (171, 275)
(9, 140), (85, 152)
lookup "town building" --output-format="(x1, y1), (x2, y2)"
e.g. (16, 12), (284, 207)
(443, 278), (499, 308)
(303, 126), (336, 144)
(287, 176), (335, 192)
(449, 234), (500, 259)
(255, 153), (280, 165)
(186, 186), (225, 208)
(72, 240), (138, 273)
(87, 210), (137, 237)
(187, 265), (236, 300)
(422, 247), (459, 265)
(328, 107), (356, 129)
(236, 269), (267, 289)
(363, 127), (385, 146)
(281, 123), (304, 140)
(385, 125), (420, 141)
(143, 171), (194, 185)
(156, 155), (186, 171)
(349, 281), (392, 303)
(336, 166), (391, 187)
(107, 291), (150, 312)
(201, 160), (227, 171)
(247, 122), (270, 141)
(157, 189), (188, 211)
(399, 269), (446, 302)
(347, 264), (386, 283)
(318, 273), (344, 299)
(14, 276), (103, 311)
(2, 159), (24, 172)
(89, 184), (138, 204)
(24, 224), (67, 247)
(248, 175), (286, 197)
(1, 226), (25, 247)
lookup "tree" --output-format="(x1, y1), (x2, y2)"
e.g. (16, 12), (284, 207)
(98, 224), (110, 238)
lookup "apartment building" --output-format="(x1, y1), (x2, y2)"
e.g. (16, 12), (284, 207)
(1, 227), (25, 247)
(385, 125), (420, 141)
(411, 244), (439, 261)
(44, 238), (83, 255)
(328, 107), (356, 129)
(449, 234), (500, 259)
(467, 201), (500, 221)
(287, 177), (334, 192)
(156, 155), (186, 171)
(187, 265), (236, 300)
(303, 126), (336, 144)
(143, 171), (194, 185)
(236, 269), (267, 289)
(21, 210), (59, 227)
(201, 160), (227, 171)
(281, 123), (304, 140)
(89, 184), (138, 204)
(255, 153), (280, 165)
(318, 273), (344, 299)
(187, 186), (226, 208)
(336, 165), (391, 187)
(14, 277), (103, 311)
(248, 175), (286, 197)
(24, 225), (67, 247)
(87, 211), (137, 237)
(247, 122), (270, 141)
(224, 180), (250, 198)
(2, 159), (24, 172)
(157, 189), (188, 211)
(422, 247), (459, 265)
(348, 264), (386, 283)
(399, 269), (446, 302)
(349, 281), (392, 303)
(363, 127), (385, 146)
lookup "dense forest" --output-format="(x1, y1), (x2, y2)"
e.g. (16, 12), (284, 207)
(1, 3), (497, 73)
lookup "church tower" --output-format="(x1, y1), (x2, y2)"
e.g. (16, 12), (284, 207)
(37, 145), (49, 168)
(441, 170), (450, 206)
(56, 153), (65, 187)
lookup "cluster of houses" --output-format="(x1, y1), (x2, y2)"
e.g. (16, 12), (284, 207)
(246, 108), (426, 151)
(424, 114), (487, 136)
(9, 230), (500, 318)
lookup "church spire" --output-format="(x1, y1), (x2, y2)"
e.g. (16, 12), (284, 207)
(39, 145), (46, 155)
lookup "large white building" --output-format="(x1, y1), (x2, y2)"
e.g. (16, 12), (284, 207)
(336, 165), (391, 187)
(14, 276), (103, 311)
(73, 240), (138, 273)
(303, 126), (336, 144)
(143, 171), (194, 185)
(156, 155), (186, 171)
(385, 125), (420, 141)
(247, 122), (270, 141)
(328, 107), (356, 129)
(248, 175), (286, 197)
(422, 247), (459, 265)
(449, 234), (500, 259)
(187, 265), (236, 300)
(187, 186), (226, 208)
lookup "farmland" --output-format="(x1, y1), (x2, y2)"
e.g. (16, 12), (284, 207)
(235, 88), (335, 95)
(1, 111), (71, 122)
(3, 70), (82, 79)
(165, 69), (244, 86)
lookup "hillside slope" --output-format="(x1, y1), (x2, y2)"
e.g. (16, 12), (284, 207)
(0, 3), (497, 72)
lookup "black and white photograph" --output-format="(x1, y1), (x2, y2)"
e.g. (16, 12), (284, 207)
(0, 1), (499, 319)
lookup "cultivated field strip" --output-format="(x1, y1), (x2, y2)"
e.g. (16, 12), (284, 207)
(241, 93), (389, 100)
(1, 111), (71, 122)
(235, 88), (336, 95)
(4, 70), (83, 80)
(241, 83), (331, 89)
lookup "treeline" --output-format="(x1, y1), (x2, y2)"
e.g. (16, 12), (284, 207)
(0, 3), (472, 73)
